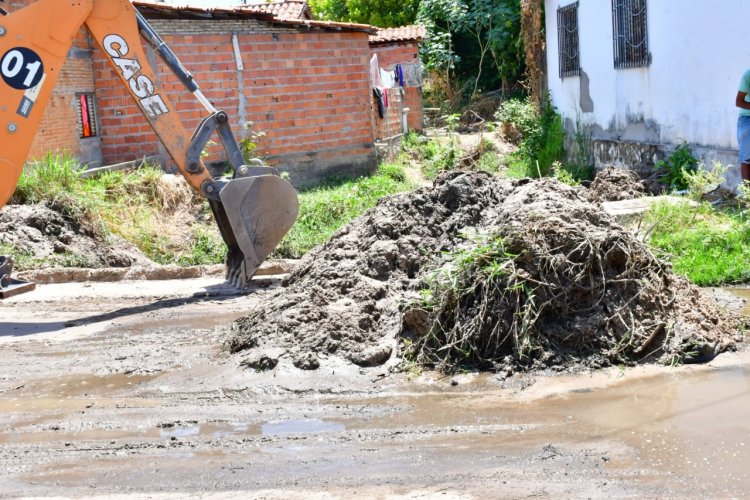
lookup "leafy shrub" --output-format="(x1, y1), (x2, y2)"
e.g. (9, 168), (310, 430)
(682, 161), (726, 202)
(504, 95), (565, 178)
(495, 97), (538, 145)
(655, 141), (699, 191)
(552, 162), (579, 186)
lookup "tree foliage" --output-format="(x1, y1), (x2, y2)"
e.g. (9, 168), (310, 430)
(308, 0), (420, 27)
(418, 0), (523, 100)
(310, 0), (526, 104)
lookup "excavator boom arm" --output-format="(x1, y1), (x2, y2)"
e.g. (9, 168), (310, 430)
(0, 0), (298, 291)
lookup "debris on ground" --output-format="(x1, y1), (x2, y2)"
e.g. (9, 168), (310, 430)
(587, 167), (648, 202)
(0, 203), (152, 269)
(228, 172), (742, 373)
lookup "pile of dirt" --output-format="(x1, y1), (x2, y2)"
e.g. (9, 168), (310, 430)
(0, 203), (153, 269)
(587, 167), (648, 202)
(227, 172), (742, 373)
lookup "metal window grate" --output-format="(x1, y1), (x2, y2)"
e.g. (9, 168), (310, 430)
(557, 2), (580, 78)
(612, 0), (651, 69)
(77, 92), (98, 139)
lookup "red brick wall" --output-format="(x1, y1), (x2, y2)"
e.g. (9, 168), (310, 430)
(92, 19), (375, 178)
(372, 88), (405, 140)
(370, 41), (423, 139)
(7, 1), (99, 164)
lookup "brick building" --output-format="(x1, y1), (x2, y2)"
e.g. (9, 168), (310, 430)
(369, 25), (425, 141)
(7, 0), (423, 185)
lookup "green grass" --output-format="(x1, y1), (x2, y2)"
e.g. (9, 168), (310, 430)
(174, 227), (226, 266)
(645, 200), (750, 286)
(8, 153), (415, 267)
(272, 163), (412, 258)
(0, 242), (94, 270)
(7, 152), (211, 266)
(476, 151), (502, 173)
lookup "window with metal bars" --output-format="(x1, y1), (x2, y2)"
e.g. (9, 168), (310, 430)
(557, 2), (580, 78)
(76, 92), (97, 138)
(612, 0), (651, 69)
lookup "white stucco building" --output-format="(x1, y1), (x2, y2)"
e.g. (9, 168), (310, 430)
(545, 0), (746, 186)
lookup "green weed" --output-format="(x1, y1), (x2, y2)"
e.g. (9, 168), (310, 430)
(176, 227), (226, 266)
(476, 151), (502, 173)
(644, 200), (750, 285)
(655, 141), (699, 191)
(500, 94), (565, 178)
(272, 164), (412, 258)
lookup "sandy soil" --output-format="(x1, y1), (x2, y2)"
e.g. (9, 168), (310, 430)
(0, 277), (749, 498)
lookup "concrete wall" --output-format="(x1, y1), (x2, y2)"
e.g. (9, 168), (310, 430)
(545, 0), (747, 186)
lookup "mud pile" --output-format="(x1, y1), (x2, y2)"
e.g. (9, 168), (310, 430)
(228, 172), (741, 373)
(0, 203), (152, 268)
(587, 167), (648, 202)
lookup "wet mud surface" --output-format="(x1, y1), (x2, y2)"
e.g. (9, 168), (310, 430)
(0, 279), (749, 497)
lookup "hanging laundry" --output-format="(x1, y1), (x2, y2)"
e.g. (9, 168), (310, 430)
(402, 63), (423, 87)
(373, 87), (385, 118)
(395, 64), (405, 87)
(380, 68), (396, 89)
(370, 54), (381, 87)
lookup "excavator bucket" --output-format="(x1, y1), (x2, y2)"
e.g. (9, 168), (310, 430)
(219, 174), (299, 288)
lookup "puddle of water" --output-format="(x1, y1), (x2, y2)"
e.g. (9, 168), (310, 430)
(728, 288), (750, 316)
(261, 419), (346, 436)
(339, 360), (750, 492)
(110, 311), (246, 335)
(0, 428), (141, 445)
(4, 372), (160, 401)
(566, 365), (750, 486)
(159, 426), (201, 439)
(0, 373), (161, 420)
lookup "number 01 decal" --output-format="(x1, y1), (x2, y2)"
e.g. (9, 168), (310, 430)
(1, 47), (44, 90)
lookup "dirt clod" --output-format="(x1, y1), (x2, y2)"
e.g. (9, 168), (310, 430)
(0, 204), (152, 269)
(228, 172), (741, 373)
(587, 167), (648, 202)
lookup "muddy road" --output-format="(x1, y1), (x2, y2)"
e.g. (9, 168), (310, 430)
(0, 277), (749, 498)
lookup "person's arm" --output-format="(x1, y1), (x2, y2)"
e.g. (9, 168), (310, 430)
(737, 91), (750, 110)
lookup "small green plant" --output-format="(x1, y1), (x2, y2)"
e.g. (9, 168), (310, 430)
(239, 121), (266, 162)
(655, 141), (699, 191)
(200, 140), (217, 160)
(562, 117), (595, 183)
(378, 162), (408, 182)
(682, 161), (726, 203)
(444, 113), (461, 133)
(552, 162), (579, 186)
(736, 181), (750, 212)
(476, 151), (502, 173)
(176, 227), (226, 266)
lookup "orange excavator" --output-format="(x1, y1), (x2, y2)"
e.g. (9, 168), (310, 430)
(0, 0), (299, 298)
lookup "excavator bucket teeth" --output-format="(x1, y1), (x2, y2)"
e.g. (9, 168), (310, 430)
(219, 175), (298, 288)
